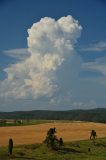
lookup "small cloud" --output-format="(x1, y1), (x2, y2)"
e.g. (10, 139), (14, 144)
(80, 41), (106, 52)
(82, 57), (106, 76)
(82, 57), (106, 85)
(3, 48), (30, 60)
(72, 100), (97, 109)
(50, 91), (72, 105)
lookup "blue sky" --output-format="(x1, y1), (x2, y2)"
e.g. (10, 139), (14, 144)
(0, 0), (106, 111)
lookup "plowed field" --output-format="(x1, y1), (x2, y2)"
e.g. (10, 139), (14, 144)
(0, 122), (106, 146)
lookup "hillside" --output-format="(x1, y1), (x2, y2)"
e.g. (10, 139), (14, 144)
(0, 108), (106, 123)
(0, 138), (106, 160)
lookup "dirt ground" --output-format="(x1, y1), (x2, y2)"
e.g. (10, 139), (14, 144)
(0, 122), (106, 146)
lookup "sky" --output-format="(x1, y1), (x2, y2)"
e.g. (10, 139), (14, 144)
(0, 0), (106, 111)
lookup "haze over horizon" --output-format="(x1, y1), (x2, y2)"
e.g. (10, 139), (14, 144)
(0, 0), (106, 111)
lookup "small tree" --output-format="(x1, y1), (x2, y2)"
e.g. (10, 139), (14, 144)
(44, 128), (58, 149)
(8, 138), (13, 156)
(44, 128), (64, 150)
(90, 130), (97, 143)
(58, 137), (63, 146)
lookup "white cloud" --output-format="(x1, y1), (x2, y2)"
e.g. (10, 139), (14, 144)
(49, 91), (72, 105)
(72, 100), (97, 109)
(82, 57), (106, 86)
(82, 57), (106, 76)
(49, 93), (97, 110)
(3, 48), (30, 60)
(81, 41), (106, 52)
(0, 16), (82, 99)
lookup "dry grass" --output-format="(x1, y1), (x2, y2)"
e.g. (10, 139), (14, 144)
(0, 122), (106, 146)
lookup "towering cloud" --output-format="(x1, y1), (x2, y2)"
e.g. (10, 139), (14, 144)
(0, 16), (82, 99)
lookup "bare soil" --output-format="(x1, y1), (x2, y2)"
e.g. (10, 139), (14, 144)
(0, 122), (106, 146)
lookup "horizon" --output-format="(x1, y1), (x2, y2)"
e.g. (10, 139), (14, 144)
(0, 107), (106, 113)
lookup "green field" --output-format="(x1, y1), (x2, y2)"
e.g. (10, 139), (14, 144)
(0, 120), (89, 127)
(0, 120), (54, 127)
(0, 138), (106, 160)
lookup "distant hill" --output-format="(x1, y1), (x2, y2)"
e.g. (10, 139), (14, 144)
(0, 108), (106, 123)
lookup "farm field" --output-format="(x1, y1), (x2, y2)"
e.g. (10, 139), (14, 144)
(0, 121), (106, 147)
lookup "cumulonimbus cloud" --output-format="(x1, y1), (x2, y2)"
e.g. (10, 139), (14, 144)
(0, 16), (82, 99)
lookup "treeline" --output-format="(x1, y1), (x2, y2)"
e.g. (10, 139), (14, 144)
(0, 108), (106, 123)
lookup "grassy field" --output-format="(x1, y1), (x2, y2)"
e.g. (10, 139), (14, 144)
(0, 138), (106, 160)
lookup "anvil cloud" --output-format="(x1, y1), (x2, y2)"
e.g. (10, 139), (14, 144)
(0, 16), (82, 99)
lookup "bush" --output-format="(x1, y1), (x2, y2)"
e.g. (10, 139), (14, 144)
(44, 128), (63, 149)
